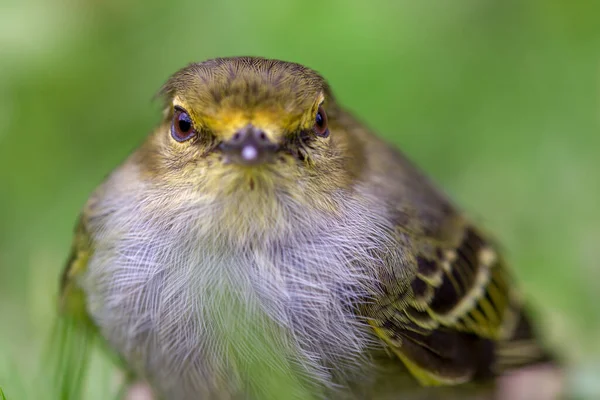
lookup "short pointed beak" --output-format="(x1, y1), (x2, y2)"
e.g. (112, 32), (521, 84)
(219, 125), (279, 165)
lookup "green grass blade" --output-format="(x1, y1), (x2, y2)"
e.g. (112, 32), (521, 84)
(42, 314), (95, 400)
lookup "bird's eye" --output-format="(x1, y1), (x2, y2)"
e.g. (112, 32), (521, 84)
(313, 105), (329, 138)
(171, 108), (196, 142)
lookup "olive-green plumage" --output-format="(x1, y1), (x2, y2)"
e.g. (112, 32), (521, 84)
(58, 57), (552, 400)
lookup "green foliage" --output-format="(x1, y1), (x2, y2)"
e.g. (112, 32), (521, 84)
(48, 316), (93, 400)
(0, 0), (598, 398)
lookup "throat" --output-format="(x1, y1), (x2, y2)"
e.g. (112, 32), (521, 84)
(215, 187), (291, 245)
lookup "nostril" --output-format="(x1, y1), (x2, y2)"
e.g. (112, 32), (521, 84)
(232, 132), (241, 141)
(258, 131), (267, 141)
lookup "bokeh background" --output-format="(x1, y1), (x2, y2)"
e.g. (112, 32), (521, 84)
(1, 0), (599, 398)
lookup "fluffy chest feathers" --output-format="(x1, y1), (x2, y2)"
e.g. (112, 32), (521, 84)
(80, 164), (410, 399)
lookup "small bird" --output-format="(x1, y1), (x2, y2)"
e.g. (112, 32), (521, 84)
(58, 57), (553, 400)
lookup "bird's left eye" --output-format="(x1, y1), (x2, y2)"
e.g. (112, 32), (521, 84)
(313, 105), (329, 138)
(171, 107), (197, 142)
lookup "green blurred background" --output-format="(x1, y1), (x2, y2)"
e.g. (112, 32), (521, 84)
(1, 0), (599, 398)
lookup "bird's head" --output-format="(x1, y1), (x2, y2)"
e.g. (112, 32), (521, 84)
(137, 57), (363, 204)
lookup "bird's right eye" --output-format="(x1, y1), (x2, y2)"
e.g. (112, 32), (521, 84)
(171, 107), (197, 142)
(313, 105), (329, 138)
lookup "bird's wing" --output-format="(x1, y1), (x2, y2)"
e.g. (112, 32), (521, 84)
(60, 215), (93, 323)
(365, 214), (551, 386)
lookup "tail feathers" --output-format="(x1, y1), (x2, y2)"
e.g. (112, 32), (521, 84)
(494, 311), (555, 373)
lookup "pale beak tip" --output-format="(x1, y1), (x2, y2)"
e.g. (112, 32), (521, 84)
(241, 145), (258, 161)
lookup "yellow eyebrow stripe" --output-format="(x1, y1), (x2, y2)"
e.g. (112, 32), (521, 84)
(172, 96), (311, 142)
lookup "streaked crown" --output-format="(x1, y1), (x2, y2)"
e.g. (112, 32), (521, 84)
(160, 57), (333, 141)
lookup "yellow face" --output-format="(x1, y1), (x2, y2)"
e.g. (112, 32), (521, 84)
(136, 57), (359, 198)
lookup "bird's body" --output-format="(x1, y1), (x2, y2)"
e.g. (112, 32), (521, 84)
(59, 57), (551, 399)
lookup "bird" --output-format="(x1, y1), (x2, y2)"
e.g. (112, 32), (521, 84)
(57, 56), (554, 400)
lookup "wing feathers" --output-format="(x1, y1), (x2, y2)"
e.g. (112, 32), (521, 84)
(368, 220), (551, 386)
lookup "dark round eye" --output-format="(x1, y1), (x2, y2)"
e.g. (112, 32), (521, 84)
(313, 105), (329, 138)
(171, 108), (196, 142)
